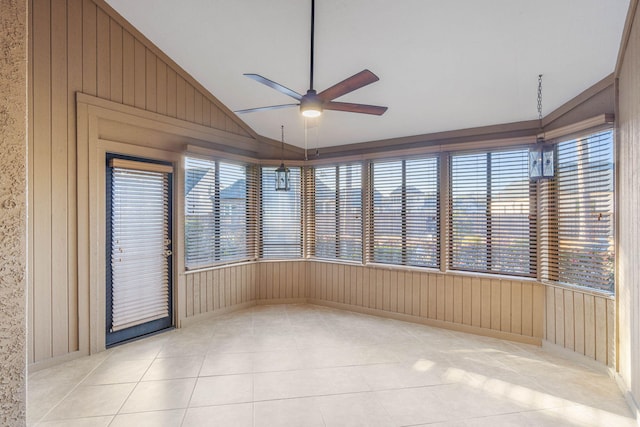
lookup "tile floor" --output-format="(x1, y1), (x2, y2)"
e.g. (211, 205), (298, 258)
(28, 304), (636, 426)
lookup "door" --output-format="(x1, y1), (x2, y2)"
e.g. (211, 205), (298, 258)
(106, 155), (173, 346)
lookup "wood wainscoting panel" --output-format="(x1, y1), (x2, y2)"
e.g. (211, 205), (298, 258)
(544, 285), (615, 367)
(305, 262), (544, 344)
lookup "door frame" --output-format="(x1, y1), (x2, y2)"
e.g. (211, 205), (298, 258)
(105, 153), (174, 347)
(77, 94), (255, 356)
(91, 140), (180, 353)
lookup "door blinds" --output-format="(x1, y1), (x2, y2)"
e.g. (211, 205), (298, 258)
(110, 167), (170, 332)
(539, 130), (614, 292)
(370, 157), (439, 267)
(260, 166), (302, 259)
(311, 164), (363, 261)
(449, 149), (536, 276)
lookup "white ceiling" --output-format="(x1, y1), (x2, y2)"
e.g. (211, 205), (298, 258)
(105, 0), (629, 149)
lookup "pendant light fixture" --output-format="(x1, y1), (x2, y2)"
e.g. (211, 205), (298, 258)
(275, 125), (290, 191)
(529, 74), (555, 180)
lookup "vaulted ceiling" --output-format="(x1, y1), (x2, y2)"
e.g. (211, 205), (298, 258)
(105, 0), (629, 149)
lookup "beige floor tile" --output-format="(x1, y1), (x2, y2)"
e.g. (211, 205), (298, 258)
(435, 383), (528, 419)
(106, 335), (168, 361)
(28, 352), (110, 384)
(82, 358), (153, 385)
(353, 361), (449, 390)
(316, 392), (395, 426)
(182, 403), (253, 427)
(109, 409), (185, 427)
(142, 356), (204, 381)
(254, 366), (370, 400)
(199, 352), (253, 376)
(119, 378), (196, 413)
(460, 413), (536, 427)
(27, 380), (77, 423)
(252, 349), (305, 373)
(35, 415), (114, 427)
(189, 374), (253, 407)
(373, 386), (454, 425)
(523, 403), (639, 427)
(44, 383), (135, 421)
(157, 337), (210, 358)
(253, 397), (324, 427)
(27, 304), (636, 427)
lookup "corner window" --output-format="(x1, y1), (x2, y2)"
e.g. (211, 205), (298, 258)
(260, 166), (302, 259)
(184, 157), (254, 269)
(539, 130), (614, 292)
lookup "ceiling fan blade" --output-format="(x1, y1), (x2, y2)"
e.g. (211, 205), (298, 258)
(324, 101), (387, 116)
(234, 103), (299, 114)
(243, 74), (303, 101)
(317, 69), (380, 102)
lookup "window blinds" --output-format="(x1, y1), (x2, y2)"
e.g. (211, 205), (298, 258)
(539, 130), (614, 292)
(260, 166), (302, 259)
(371, 157), (439, 268)
(449, 149), (536, 276)
(312, 164), (363, 261)
(184, 157), (257, 269)
(110, 167), (170, 332)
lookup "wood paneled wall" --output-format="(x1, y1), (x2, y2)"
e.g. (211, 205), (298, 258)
(182, 263), (257, 323)
(617, 0), (640, 411)
(28, 0), (254, 365)
(544, 286), (615, 366)
(256, 261), (308, 302)
(305, 261), (545, 344)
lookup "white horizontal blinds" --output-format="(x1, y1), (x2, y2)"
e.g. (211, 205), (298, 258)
(185, 157), (216, 269)
(449, 148), (535, 276)
(540, 130), (614, 291)
(314, 164), (363, 261)
(371, 157), (439, 267)
(110, 167), (169, 331)
(219, 162), (250, 262)
(184, 157), (255, 269)
(372, 161), (402, 263)
(260, 166), (302, 259)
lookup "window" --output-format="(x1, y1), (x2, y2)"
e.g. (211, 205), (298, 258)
(539, 130), (614, 292)
(449, 149), (535, 276)
(184, 157), (256, 269)
(312, 164), (362, 261)
(260, 166), (302, 259)
(371, 157), (439, 267)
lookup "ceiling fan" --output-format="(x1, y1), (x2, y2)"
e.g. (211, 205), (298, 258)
(235, 0), (387, 118)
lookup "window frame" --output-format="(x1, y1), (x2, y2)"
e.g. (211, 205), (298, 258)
(447, 147), (537, 278)
(184, 155), (256, 270)
(310, 162), (364, 263)
(369, 156), (441, 268)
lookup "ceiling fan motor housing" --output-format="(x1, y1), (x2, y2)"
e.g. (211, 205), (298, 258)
(300, 90), (323, 117)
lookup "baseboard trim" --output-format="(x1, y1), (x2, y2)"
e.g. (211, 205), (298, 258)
(612, 371), (640, 425)
(307, 298), (542, 346)
(28, 350), (88, 373)
(179, 301), (257, 328)
(256, 298), (307, 305)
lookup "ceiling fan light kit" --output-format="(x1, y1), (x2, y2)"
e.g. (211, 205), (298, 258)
(236, 0), (387, 119)
(300, 90), (323, 118)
